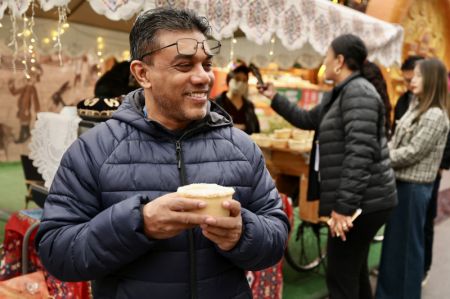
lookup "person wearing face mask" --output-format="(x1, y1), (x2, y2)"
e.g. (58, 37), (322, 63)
(214, 65), (260, 134)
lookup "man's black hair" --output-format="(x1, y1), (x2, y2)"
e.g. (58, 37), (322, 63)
(400, 55), (425, 71)
(130, 7), (211, 62)
(330, 34), (367, 71)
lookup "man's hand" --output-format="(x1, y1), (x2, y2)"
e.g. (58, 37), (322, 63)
(256, 82), (277, 100)
(328, 210), (353, 242)
(142, 193), (208, 239)
(200, 199), (243, 251)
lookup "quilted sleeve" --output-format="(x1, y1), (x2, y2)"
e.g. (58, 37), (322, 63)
(35, 131), (155, 282)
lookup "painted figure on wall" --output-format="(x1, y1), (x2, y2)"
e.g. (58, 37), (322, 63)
(49, 81), (70, 112)
(8, 73), (41, 143)
(73, 55), (88, 88)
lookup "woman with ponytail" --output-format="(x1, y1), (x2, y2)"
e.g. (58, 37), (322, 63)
(258, 34), (397, 299)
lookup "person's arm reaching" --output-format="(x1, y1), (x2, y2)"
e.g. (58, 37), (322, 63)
(258, 82), (321, 130)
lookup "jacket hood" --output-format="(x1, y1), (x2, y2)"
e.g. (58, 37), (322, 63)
(111, 88), (232, 138)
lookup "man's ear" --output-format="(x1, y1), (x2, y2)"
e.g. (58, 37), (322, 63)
(336, 54), (345, 68)
(130, 60), (151, 88)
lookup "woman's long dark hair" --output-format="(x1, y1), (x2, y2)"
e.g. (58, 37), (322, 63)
(361, 61), (392, 138)
(413, 58), (449, 123)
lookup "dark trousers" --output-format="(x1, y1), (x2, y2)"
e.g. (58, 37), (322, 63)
(326, 209), (392, 299)
(376, 181), (433, 299)
(424, 174), (441, 274)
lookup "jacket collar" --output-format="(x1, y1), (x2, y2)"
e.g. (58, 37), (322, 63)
(111, 88), (232, 139)
(333, 71), (362, 96)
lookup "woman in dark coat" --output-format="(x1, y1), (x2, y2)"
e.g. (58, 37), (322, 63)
(258, 34), (397, 299)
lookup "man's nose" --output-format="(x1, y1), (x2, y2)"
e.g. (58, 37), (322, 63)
(191, 64), (211, 85)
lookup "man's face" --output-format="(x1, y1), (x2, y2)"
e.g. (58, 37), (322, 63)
(402, 69), (414, 92)
(143, 30), (214, 130)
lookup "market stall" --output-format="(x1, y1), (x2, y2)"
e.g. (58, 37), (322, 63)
(0, 1), (408, 298)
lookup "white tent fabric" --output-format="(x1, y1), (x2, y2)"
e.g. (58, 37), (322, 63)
(0, 0), (404, 67)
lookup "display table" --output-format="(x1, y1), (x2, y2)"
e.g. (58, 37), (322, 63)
(0, 209), (91, 299)
(29, 112), (81, 189)
(260, 146), (319, 223)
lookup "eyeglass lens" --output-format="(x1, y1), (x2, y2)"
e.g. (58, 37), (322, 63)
(177, 38), (221, 56)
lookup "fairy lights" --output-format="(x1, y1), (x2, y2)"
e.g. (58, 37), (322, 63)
(227, 34), (237, 70)
(8, 13), (18, 73)
(22, 15), (30, 78)
(122, 50), (130, 61)
(96, 36), (104, 77)
(55, 6), (68, 66)
(269, 36), (275, 57)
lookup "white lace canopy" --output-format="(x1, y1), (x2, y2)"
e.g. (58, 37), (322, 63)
(0, 0), (403, 67)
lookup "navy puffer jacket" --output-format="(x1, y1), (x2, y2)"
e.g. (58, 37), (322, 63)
(35, 89), (289, 299)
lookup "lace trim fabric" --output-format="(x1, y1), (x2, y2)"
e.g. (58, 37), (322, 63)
(0, 0), (403, 67)
(29, 112), (81, 189)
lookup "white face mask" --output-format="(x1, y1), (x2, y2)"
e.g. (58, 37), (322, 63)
(228, 78), (248, 97)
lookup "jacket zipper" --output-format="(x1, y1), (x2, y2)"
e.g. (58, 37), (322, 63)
(175, 140), (197, 299)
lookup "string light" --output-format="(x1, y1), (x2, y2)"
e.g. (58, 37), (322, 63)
(269, 36), (276, 58)
(228, 34), (236, 69)
(8, 13), (18, 73)
(27, 0), (38, 79)
(122, 50), (130, 61)
(55, 5), (68, 66)
(22, 14), (30, 78)
(96, 36), (104, 77)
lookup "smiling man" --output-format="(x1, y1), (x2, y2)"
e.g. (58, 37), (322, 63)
(35, 7), (289, 299)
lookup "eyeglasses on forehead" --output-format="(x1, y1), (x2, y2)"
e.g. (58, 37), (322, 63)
(139, 38), (221, 61)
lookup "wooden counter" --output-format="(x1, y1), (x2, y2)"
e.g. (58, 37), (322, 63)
(260, 146), (320, 223)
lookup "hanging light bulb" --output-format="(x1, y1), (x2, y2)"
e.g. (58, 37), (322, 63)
(269, 36), (276, 59)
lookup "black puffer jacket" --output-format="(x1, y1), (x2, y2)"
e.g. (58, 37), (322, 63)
(271, 73), (397, 216)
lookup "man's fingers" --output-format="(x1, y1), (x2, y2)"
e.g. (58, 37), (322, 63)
(173, 211), (207, 226)
(170, 197), (206, 212)
(200, 224), (240, 237)
(205, 215), (241, 230)
(201, 229), (239, 251)
(222, 200), (241, 217)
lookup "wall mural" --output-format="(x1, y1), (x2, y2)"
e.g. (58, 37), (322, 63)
(0, 54), (99, 162)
